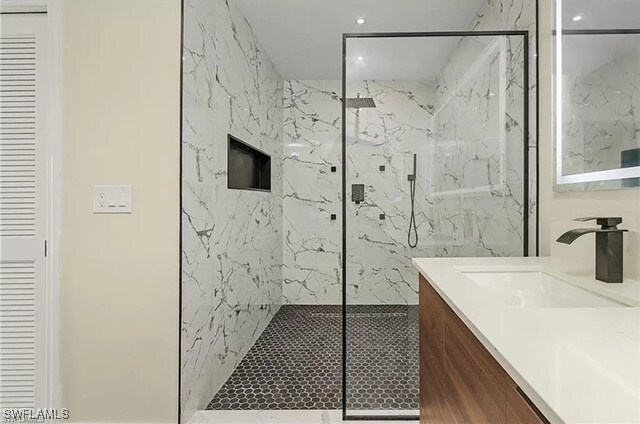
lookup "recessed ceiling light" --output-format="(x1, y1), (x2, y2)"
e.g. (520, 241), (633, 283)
(356, 17), (365, 25)
(572, 15), (583, 22)
(356, 56), (364, 61)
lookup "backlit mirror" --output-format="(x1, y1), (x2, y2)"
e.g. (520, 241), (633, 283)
(554, 0), (640, 190)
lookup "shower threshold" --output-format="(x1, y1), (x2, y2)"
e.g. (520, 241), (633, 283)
(189, 409), (418, 423)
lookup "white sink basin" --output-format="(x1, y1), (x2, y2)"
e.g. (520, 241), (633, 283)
(462, 271), (626, 308)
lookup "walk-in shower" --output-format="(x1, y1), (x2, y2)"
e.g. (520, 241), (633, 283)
(180, 1), (534, 418)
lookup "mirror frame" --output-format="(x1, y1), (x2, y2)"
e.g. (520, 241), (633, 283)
(554, 0), (640, 185)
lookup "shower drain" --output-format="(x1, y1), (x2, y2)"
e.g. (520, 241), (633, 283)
(311, 312), (407, 318)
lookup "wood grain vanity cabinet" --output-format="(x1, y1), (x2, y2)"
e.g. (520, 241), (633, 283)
(419, 274), (549, 424)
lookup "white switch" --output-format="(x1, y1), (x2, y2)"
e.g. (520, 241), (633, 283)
(93, 185), (133, 214)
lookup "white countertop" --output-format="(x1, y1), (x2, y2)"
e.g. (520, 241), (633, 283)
(412, 257), (640, 424)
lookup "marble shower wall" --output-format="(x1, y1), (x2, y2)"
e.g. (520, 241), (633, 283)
(181, 0), (284, 416)
(281, 0), (536, 306)
(282, 80), (438, 305)
(430, 34), (527, 257)
(284, 72), (526, 305)
(343, 81), (438, 305)
(342, 34), (527, 305)
(282, 81), (343, 304)
(466, 0), (538, 253)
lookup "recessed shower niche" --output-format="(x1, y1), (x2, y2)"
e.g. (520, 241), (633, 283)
(227, 134), (271, 191)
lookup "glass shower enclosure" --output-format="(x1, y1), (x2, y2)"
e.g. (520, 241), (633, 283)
(341, 31), (529, 420)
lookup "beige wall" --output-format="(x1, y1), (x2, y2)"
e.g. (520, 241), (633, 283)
(61, 1), (180, 422)
(538, 0), (640, 255)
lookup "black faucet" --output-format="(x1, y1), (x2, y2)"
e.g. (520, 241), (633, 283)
(556, 217), (628, 283)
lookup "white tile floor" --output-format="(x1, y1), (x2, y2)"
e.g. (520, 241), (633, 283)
(189, 410), (418, 424)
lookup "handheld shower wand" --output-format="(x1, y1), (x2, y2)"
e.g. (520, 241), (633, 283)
(408, 154), (418, 248)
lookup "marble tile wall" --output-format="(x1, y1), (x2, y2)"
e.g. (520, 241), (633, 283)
(466, 0), (538, 253)
(430, 34), (527, 257)
(181, 0), (284, 416)
(282, 81), (343, 304)
(281, 0), (536, 305)
(284, 72), (527, 304)
(343, 81), (438, 305)
(282, 80), (439, 305)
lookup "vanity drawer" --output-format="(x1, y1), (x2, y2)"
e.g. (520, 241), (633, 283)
(419, 276), (449, 423)
(443, 304), (508, 423)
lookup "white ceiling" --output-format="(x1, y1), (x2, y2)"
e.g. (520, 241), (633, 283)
(237, 0), (484, 80)
(344, 37), (463, 81)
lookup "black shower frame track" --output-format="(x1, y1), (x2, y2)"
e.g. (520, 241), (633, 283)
(341, 29), (533, 422)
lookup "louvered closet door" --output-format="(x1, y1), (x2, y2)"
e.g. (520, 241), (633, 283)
(0, 14), (47, 409)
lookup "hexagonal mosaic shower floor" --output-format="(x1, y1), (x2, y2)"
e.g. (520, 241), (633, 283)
(206, 305), (418, 411)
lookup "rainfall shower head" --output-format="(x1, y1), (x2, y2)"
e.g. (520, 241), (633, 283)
(345, 94), (376, 109)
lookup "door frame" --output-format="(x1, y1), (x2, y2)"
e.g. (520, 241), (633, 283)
(45, 0), (63, 410)
(1, 0), (63, 410)
(340, 30), (533, 421)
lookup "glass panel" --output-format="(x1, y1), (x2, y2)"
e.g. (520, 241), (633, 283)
(343, 33), (528, 418)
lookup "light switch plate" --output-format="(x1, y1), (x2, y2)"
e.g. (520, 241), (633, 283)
(93, 185), (132, 214)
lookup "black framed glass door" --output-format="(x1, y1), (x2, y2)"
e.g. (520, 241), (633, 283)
(341, 31), (530, 420)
